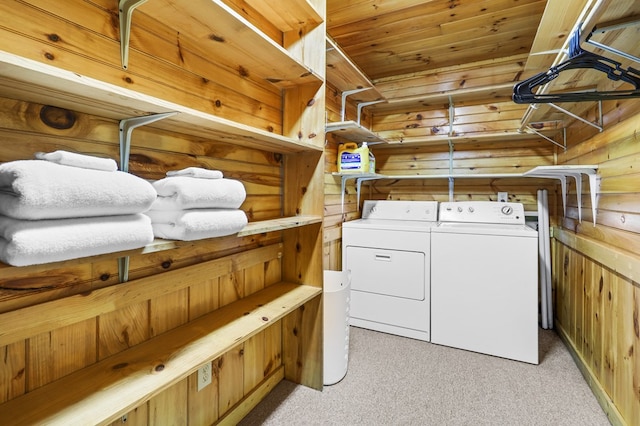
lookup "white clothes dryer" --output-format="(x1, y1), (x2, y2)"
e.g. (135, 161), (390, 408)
(342, 200), (438, 341)
(431, 201), (539, 364)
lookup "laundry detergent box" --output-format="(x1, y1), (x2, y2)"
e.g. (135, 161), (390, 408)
(338, 142), (374, 174)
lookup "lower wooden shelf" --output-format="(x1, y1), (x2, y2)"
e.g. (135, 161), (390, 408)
(0, 215), (322, 275)
(0, 282), (322, 426)
(237, 215), (322, 236)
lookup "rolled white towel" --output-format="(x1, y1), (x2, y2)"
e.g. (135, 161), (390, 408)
(35, 150), (118, 172)
(0, 160), (157, 220)
(146, 209), (248, 241)
(151, 177), (246, 210)
(0, 213), (154, 267)
(166, 167), (223, 179)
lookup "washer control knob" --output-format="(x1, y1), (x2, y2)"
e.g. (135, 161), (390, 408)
(457, 206), (463, 212)
(501, 205), (514, 215)
(468, 207), (474, 213)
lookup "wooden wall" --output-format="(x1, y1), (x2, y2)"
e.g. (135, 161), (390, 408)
(323, 83), (558, 270)
(553, 99), (640, 425)
(0, 0), (326, 423)
(323, 55), (640, 426)
(0, 88), (290, 423)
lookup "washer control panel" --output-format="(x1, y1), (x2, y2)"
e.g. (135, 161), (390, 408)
(362, 200), (438, 221)
(438, 201), (526, 224)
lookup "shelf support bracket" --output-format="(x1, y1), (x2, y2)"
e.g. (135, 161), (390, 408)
(119, 112), (178, 172)
(448, 97), (455, 202)
(586, 17), (640, 64)
(118, 257), (130, 283)
(548, 102), (603, 132)
(356, 175), (380, 210)
(117, 111), (177, 283)
(526, 126), (567, 150)
(119, 0), (149, 70)
(340, 88), (372, 121)
(524, 166), (599, 225)
(356, 100), (385, 125)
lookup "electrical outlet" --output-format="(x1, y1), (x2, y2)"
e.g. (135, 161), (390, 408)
(197, 361), (212, 391)
(498, 192), (508, 203)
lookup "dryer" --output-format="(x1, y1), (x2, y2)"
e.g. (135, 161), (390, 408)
(431, 201), (539, 364)
(342, 200), (438, 341)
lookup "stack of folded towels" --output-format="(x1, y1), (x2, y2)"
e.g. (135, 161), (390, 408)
(145, 167), (248, 241)
(0, 150), (157, 267)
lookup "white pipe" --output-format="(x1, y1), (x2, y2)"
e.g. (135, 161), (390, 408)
(538, 190), (548, 329)
(542, 189), (553, 328)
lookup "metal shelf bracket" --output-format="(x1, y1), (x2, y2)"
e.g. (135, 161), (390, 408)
(119, 112), (178, 172)
(119, 0), (149, 70)
(117, 111), (177, 283)
(356, 100), (385, 125)
(340, 88), (373, 121)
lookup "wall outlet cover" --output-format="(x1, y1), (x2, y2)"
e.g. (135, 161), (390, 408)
(197, 361), (212, 391)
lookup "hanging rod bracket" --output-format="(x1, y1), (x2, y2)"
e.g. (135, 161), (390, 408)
(547, 102), (603, 132)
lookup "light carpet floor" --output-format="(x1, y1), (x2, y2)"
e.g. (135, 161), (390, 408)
(239, 326), (610, 425)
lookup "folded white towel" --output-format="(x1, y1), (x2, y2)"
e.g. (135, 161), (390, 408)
(166, 167), (223, 179)
(0, 213), (154, 267)
(35, 150), (118, 172)
(0, 160), (157, 220)
(146, 209), (248, 241)
(151, 177), (246, 210)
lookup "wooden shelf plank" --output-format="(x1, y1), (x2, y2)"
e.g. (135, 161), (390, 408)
(375, 130), (550, 146)
(0, 213), (322, 272)
(237, 215), (322, 236)
(245, 0), (322, 32)
(0, 51), (322, 154)
(0, 282), (321, 426)
(326, 36), (384, 103)
(326, 120), (387, 143)
(139, 0), (322, 89)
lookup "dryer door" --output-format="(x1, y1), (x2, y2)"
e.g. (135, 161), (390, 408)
(346, 246), (425, 300)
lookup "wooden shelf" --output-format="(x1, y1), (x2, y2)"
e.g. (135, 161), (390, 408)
(326, 36), (384, 104)
(0, 281), (321, 425)
(373, 130), (552, 146)
(245, 0), (322, 32)
(341, 166), (600, 224)
(0, 51), (322, 154)
(139, 0), (322, 90)
(238, 215), (322, 236)
(0, 214), (323, 271)
(326, 120), (387, 144)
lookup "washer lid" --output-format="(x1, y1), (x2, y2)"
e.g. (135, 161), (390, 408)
(432, 222), (538, 237)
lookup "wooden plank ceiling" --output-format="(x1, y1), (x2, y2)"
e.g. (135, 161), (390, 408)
(326, 0), (640, 144)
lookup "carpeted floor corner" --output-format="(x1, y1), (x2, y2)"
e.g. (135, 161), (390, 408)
(239, 327), (609, 425)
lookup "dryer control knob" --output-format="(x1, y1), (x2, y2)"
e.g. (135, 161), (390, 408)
(457, 206), (463, 212)
(468, 207), (474, 213)
(501, 205), (514, 215)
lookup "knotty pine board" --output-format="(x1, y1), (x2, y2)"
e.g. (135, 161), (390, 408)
(0, 1), (283, 133)
(554, 239), (640, 424)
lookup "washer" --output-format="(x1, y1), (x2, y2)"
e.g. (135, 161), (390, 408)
(431, 201), (539, 364)
(342, 200), (438, 341)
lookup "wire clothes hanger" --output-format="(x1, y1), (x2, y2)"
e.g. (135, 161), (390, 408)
(513, 26), (640, 103)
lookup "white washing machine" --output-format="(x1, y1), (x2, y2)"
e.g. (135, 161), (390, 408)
(342, 200), (438, 341)
(431, 201), (539, 364)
